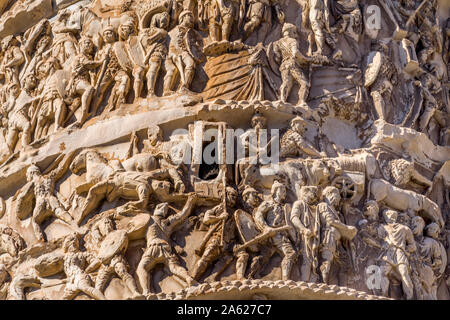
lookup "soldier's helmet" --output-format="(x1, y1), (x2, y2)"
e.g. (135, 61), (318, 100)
(154, 202), (169, 217)
(271, 180), (286, 194)
(102, 24), (116, 35)
(178, 10), (194, 23)
(290, 116), (307, 129)
(242, 186), (258, 199)
(251, 112), (267, 128)
(282, 23), (297, 35)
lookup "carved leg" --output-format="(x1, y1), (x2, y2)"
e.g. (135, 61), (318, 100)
(209, 18), (220, 42)
(277, 240), (297, 281)
(62, 287), (80, 300)
(78, 182), (109, 225)
(92, 74), (113, 116)
(280, 70), (293, 103)
(54, 98), (65, 132)
(235, 250), (249, 280)
(49, 195), (73, 224)
(133, 67), (145, 99)
(115, 72), (130, 106)
(126, 182), (150, 210)
(146, 58), (162, 97)
(78, 277), (106, 300)
(31, 200), (47, 242)
(248, 244), (275, 279)
(371, 91), (386, 120)
(419, 105), (436, 132)
(222, 14), (233, 41)
(192, 240), (221, 280)
(20, 118), (32, 147)
(205, 254), (234, 282)
(136, 251), (156, 296)
(311, 20), (325, 55)
(167, 256), (197, 287)
(76, 80), (95, 125)
(320, 244), (335, 284)
(182, 55), (196, 91)
(163, 58), (178, 96)
(398, 264), (414, 300)
(300, 255), (313, 282)
(6, 127), (19, 153)
(292, 67), (310, 105)
(380, 264), (392, 298)
(95, 264), (112, 293)
(114, 259), (141, 297)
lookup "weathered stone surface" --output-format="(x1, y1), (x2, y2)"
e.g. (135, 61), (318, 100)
(0, 0), (448, 301)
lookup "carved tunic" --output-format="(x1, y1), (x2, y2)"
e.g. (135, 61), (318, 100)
(318, 202), (344, 246)
(378, 223), (416, 268)
(64, 252), (96, 282)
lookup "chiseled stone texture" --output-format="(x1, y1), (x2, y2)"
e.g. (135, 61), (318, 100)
(0, 0), (448, 300)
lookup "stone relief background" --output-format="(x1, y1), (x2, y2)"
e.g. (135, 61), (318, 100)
(0, 0), (448, 300)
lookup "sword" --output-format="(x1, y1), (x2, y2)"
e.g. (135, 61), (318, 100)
(233, 225), (292, 253)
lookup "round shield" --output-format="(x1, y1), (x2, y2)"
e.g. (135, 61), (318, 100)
(98, 230), (128, 263)
(234, 209), (260, 253)
(364, 51), (382, 87)
(0, 197), (5, 219)
(140, 4), (169, 30)
(34, 252), (65, 277)
(126, 213), (151, 240)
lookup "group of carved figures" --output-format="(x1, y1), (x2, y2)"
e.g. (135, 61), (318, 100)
(0, 0), (447, 163)
(0, 109), (447, 300)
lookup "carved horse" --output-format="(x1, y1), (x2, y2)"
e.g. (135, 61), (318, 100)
(70, 149), (182, 225)
(369, 178), (444, 228)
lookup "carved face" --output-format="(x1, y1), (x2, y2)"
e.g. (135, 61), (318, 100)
(425, 223), (439, 239)
(24, 74), (37, 90)
(181, 13), (194, 28)
(383, 210), (398, 224)
(26, 165), (41, 181)
(170, 142), (189, 165)
(363, 202), (379, 221)
(272, 185), (286, 203)
(251, 115), (267, 130)
(325, 188), (341, 207)
(226, 189), (238, 208)
(412, 216), (425, 236)
(119, 24), (134, 40)
(98, 217), (114, 235)
(301, 187), (317, 205)
(103, 30), (116, 43)
(154, 202), (169, 217)
(63, 235), (80, 253)
(80, 38), (94, 54)
(153, 12), (169, 30)
(8, 84), (20, 98)
(244, 191), (260, 208)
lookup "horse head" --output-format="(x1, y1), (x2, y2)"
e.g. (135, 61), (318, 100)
(70, 149), (109, 174)
(70, 149), (88, 174)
